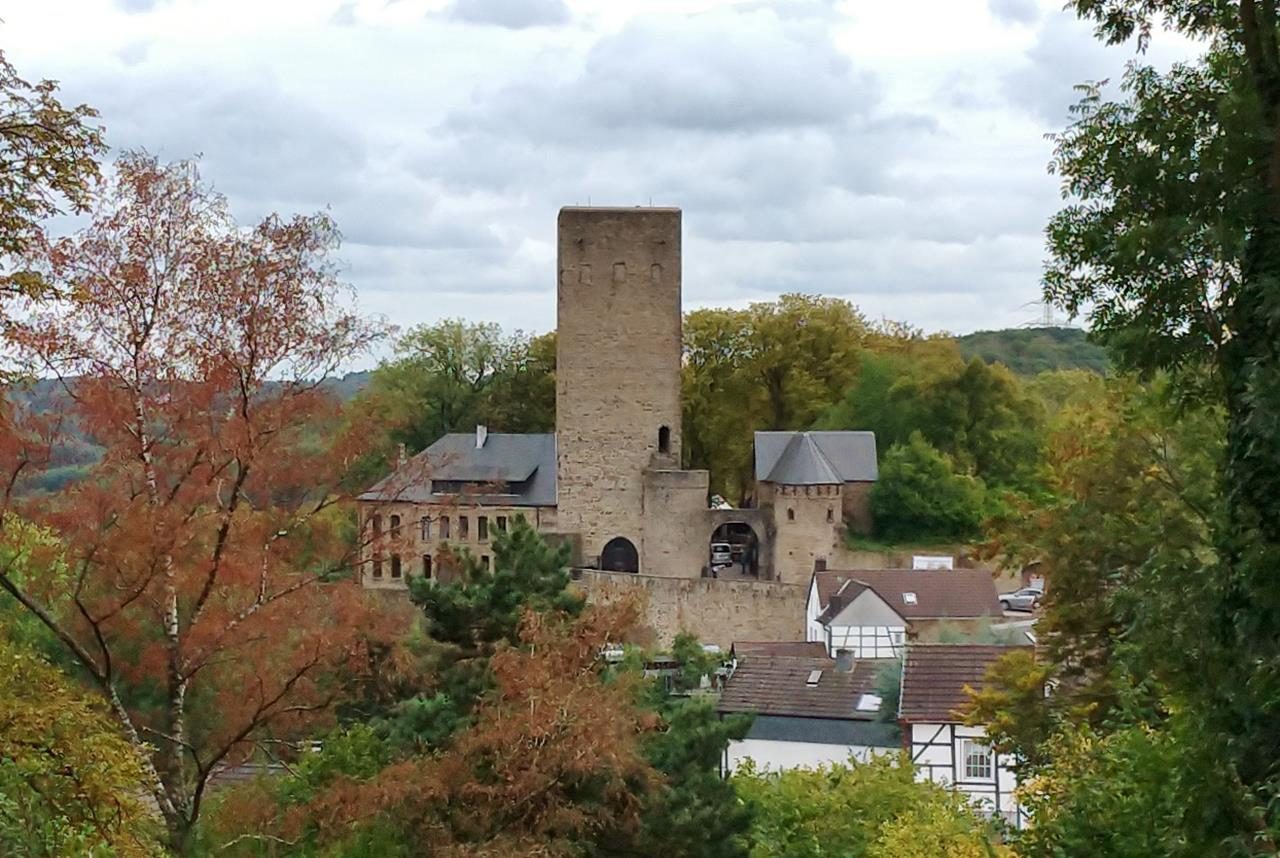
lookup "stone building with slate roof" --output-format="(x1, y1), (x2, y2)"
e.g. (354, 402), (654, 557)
(717, 654), (900, 772)
(357, 208), (879, 594)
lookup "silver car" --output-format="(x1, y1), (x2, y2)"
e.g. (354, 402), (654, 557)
(999, 586), (1043, 613)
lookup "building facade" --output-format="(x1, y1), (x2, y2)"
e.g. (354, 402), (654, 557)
(899, 643), (1031, 827)
(358, 207), (879, 591)
(805, 569), (1005, 656)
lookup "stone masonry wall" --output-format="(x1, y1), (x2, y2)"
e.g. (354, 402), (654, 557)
(767, 483), (846, 585)
(574, 570), (807, 648)
(555, 208), (684, 568)
(641, 468), (712, 577)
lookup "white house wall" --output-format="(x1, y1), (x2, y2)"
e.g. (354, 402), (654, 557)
(826, 624), (905, 658)
(909, 722), (1023, 827)
(806, 576), (824, 643)
(824, 590), (907, 658)
(726, 738), (893, 773)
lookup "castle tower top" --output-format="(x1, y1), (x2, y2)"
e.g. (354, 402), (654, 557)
(554, 206), (684, 571)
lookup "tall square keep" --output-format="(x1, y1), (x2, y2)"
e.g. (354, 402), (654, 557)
(555, 207), (685, 573)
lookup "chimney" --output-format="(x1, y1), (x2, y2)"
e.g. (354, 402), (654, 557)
(476, 425), (488, 449)
(396, 443), (407, 468)
(835, 649), (856, 673)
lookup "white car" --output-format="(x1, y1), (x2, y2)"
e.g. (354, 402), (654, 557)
(999, 586), (1043, 613)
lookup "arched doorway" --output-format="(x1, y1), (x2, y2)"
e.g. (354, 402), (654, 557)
(709, 522), (761, 578)
(601, 537), (639, 573)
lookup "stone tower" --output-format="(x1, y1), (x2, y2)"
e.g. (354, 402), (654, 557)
(555, 207), (683, 572)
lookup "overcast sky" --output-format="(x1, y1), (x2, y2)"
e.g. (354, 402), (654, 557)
(8, 0), (1194, 359)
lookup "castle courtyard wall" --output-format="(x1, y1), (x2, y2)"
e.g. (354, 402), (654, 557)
(573, 569), (807, 647)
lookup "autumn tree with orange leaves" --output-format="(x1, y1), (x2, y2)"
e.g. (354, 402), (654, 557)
(0, 153), (403, 853)
(215, 599), (660, 857)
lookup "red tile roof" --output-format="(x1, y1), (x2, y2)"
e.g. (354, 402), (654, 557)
(731, 641), (829, 659)
(717, 655), (894, 720)
(898, 643), (1033, 723)
(813, 569), (1002, 622)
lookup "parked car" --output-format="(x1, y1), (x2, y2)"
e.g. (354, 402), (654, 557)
(710, 542), (733, 567)
(999, 586), (1043, 613)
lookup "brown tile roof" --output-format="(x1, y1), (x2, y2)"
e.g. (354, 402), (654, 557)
(731, 641), (829, 659)
(717, 655), (894, 720)
(814, 569), (1002, 622)
(898, 643), (1033, 723)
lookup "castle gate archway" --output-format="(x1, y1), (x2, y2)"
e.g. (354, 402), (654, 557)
(601, 537), (639, 573)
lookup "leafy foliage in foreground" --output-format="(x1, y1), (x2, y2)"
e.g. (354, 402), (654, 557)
(732, 755), (1008, 858)
(0, 638), (161, 856)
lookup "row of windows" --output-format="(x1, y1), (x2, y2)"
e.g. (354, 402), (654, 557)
(368, 513), (508, 543)
(368, 551), (493, 580)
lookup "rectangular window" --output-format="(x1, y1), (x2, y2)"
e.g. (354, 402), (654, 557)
(440, 516), (450, 539)
(370, 514), (382, 538)
(459, 516), (469, 539)
(481, 554), (490, 571)
(420, 516), (431, 541)
(422, 554), (433, 579)
(962, 739), (994, 781)
(497, 516), (507, 533)
(478, 516), (489, 541)
(390, 554), (402, 579)
(372, 554), (383, 578)
(390, 514), (401, 539)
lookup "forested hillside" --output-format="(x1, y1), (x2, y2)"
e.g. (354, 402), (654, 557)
(17, 324), (1098, 498)
(956, 326), (1107, 375)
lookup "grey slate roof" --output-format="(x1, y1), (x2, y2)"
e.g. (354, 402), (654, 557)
(359, 433), (556, 507)
(744, 714), (901, 748)
(755, 431), (878, 484)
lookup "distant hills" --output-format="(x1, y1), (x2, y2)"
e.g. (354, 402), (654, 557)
(956, 326), (1108, 376)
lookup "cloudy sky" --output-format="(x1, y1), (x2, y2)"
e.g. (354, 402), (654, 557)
(8, 0), (1193, 359)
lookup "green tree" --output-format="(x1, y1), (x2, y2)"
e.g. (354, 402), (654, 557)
(361, 321), (555, 460)
(1014, 724), (1209, 858)
(604, 634), (754, 858)
(871, 432), (987, 542)
(985, 378), (1221, 725)
(0, 50), (105, 296)
(823, 349), (1045, 490)
(683, 295), (869, 502)
(874, 801), (1014, 858)
(1034, 0), (1280, 845)
(733, 755), (1002, 858)
(0, 638), (161, 857)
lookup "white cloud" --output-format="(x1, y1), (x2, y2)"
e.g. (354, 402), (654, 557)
(445, 0), (570, 28)
(3, 0), (1204, 364)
